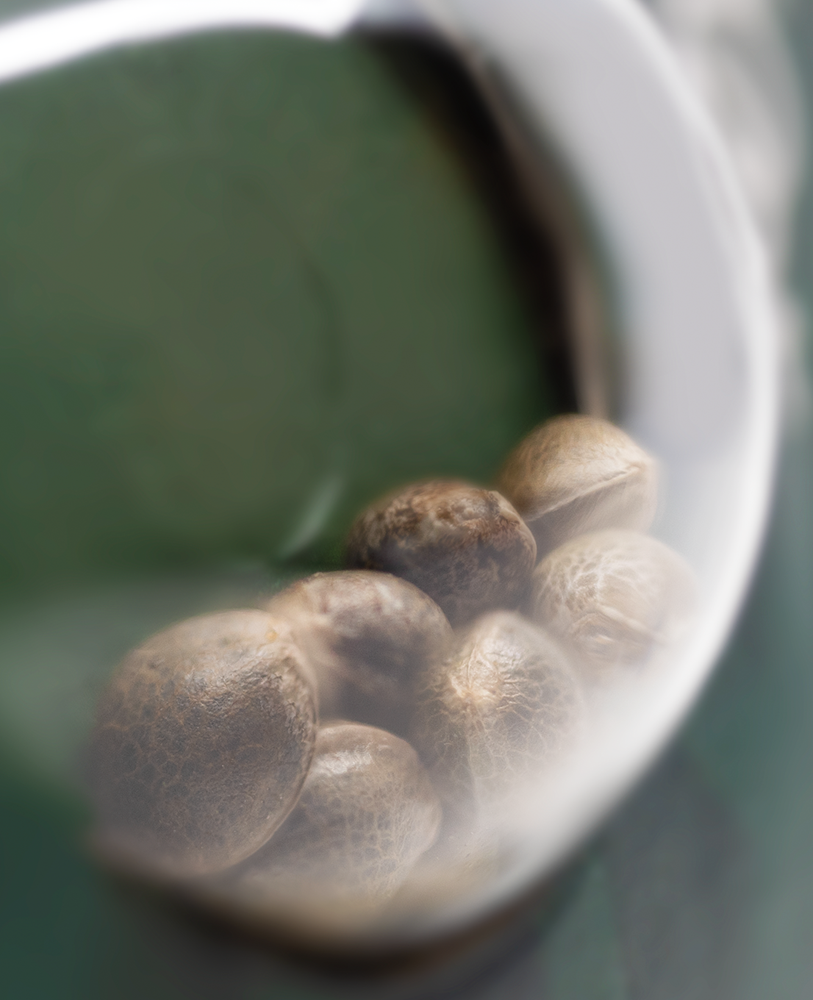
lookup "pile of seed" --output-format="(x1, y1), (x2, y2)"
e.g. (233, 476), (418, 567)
(87, 414), (695, 933)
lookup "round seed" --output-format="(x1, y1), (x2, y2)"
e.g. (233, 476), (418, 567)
(265, 570), (452, 735)
(529, 529), (696, 676)
(87, 610), (317, 878)
(345, 480), (537, 625)
(222, 722), (441, 927)
(412, 610), (584, 830)
(496, 414), (658, 557)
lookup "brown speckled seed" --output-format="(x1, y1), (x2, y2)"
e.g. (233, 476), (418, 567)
(223, 723), (441, 923)
(529, 529), (696, 676)
(496, 414), (658, 558)
(345, 480), (537, 626)
(412, 611), (584, 829)
(88, 610), (317, 879)
(265, 571), (452, 736)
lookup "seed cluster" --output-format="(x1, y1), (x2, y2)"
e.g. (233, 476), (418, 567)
(87, 414), (695, 935)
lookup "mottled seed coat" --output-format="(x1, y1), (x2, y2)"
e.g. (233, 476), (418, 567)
(88, 610), (317, 878)
(265, 570), (452, 735)
(529, 529), (696, 676)
(412, 610), (584, 829)
(345, 480), (537, 625)
(222, 723), (441, 925)
(496, 414), (658, 557)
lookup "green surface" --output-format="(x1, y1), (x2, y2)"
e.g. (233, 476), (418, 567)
(0, 29), (559, 596)
(3, 5), (813, 1000)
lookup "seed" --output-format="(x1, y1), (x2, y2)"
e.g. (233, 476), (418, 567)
(265, 570), (452, 736)
(87, 610), (317, 878)
(220, 722), (441, 927)
(529, 529), (696, 676)
(412, 610), (584, 831)
(496, 414), (658, 557)
(345, 480), (537, 626)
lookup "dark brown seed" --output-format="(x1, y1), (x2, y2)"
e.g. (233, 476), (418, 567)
(345, 480), (537, 626)
(265, 571), (452, 736)
(87, 610), (317, 878)
(495, 414), (658, 558)
(222, 723), (441, 925)
(529, 529), (696, 676)
(412, 611), (584, 831)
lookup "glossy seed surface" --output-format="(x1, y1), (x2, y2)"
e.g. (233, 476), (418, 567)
(345, 480), (537, 625)
(88, 610), (317, 878)
(496, 414), (658, 557)
(412, 610), (584, 829)
(529, 529), (696, 676)
(225, 723), (441, 922)
(265, 570), (452, 735)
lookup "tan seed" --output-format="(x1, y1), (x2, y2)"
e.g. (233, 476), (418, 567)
(496, 414), (658, 557)
(222, 722), (441, 926)
(412, 610), (584, 830)
(345, 480), (537, 626)
(265, 570), (452, 736)
(88, 610), (317, 878)
(529, 529), (696, 676)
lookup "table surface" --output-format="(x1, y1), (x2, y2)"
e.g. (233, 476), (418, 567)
(1, 2), (813, 998)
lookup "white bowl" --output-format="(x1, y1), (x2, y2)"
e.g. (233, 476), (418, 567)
(0, 0), (777, 947)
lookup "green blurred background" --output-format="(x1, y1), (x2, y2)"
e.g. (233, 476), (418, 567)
(1, 2), (812, 998)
